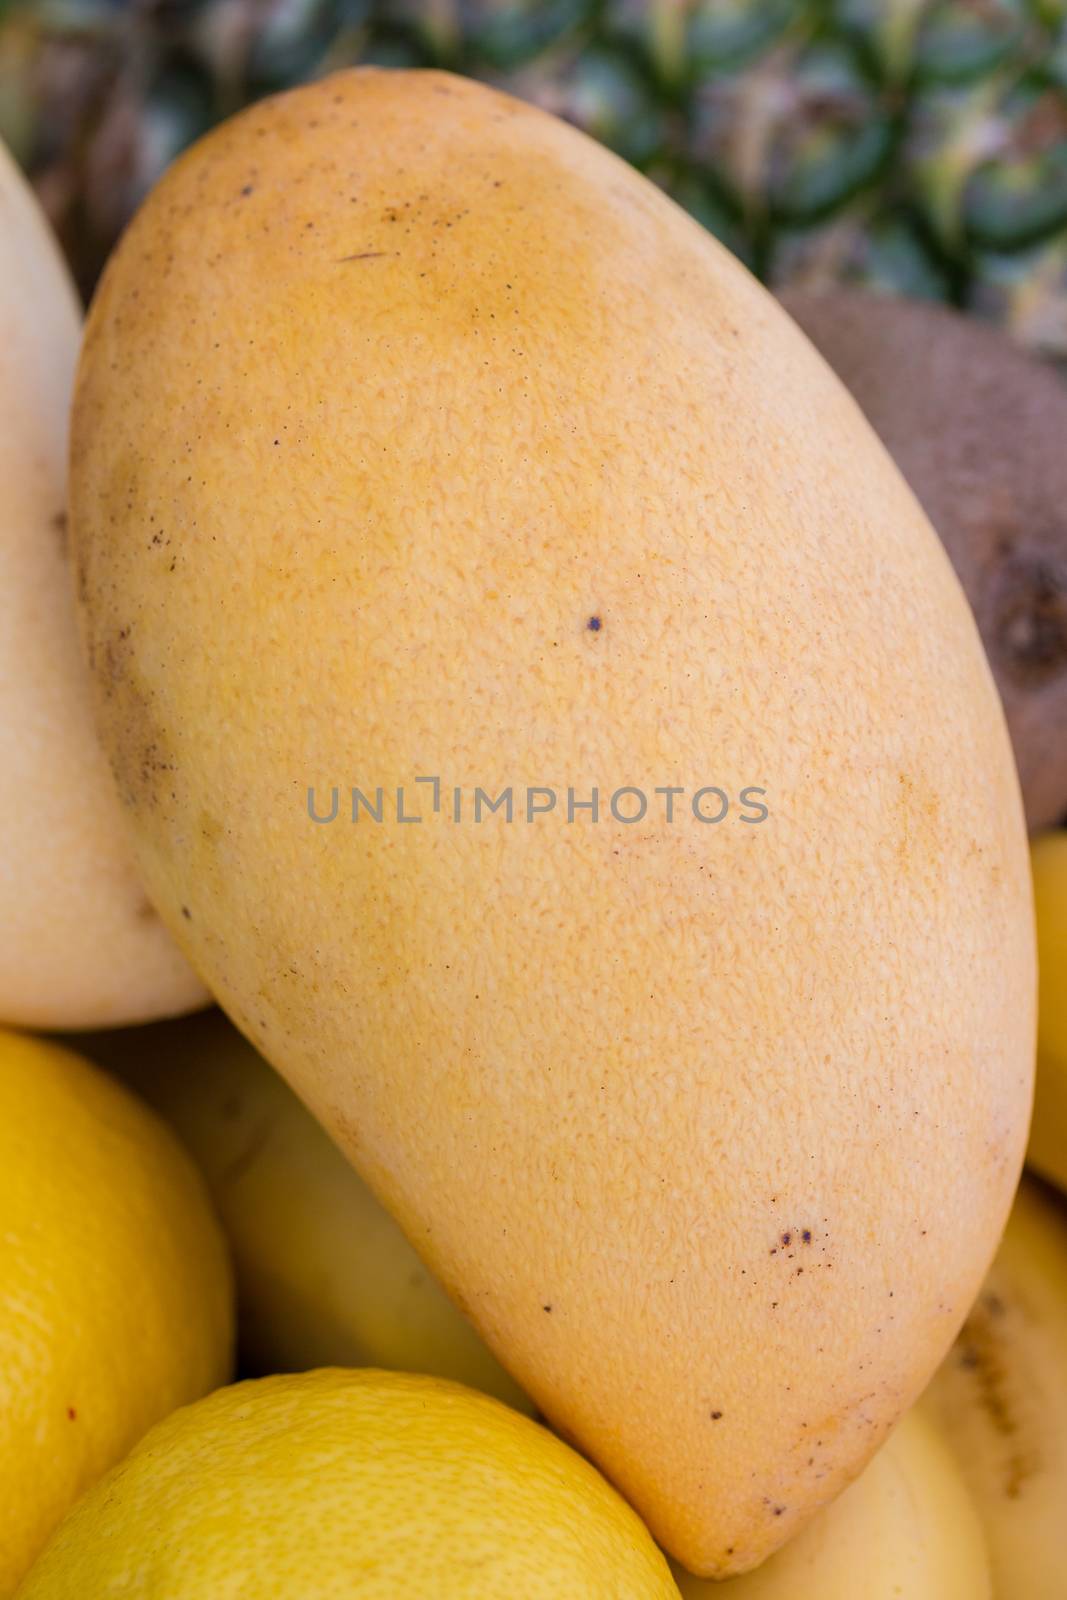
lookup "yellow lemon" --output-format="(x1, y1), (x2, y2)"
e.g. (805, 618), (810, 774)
(0, 1030), (234, 1596)
(17, 1369), (678, 1598)
(1029, 832), (1067, 1193)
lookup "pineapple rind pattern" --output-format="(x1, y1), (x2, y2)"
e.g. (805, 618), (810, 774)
(0, 0), (1064, 355)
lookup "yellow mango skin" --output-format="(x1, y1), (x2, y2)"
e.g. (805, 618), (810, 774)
(0, 140), (205, 1028)
(70, 69), (1034, 1575)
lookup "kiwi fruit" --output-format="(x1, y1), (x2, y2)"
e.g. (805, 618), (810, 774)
(781, 287), (1067, 830)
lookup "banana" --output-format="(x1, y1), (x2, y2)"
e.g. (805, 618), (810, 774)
(1028, 831), (1067, 1196)
(919, 1176), (1067, 1600)
(672, 1408), (990, 1598)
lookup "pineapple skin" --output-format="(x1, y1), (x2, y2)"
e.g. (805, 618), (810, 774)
(1, 0), (1065, 345)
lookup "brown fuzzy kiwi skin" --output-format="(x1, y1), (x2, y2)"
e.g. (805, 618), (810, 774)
(781, 288), (1067, 832)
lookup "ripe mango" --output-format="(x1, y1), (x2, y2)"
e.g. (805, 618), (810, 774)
(69, 70), (1034, 1574)
(0, 139), (204, 1027)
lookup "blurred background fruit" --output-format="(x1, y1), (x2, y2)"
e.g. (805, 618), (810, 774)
(673, 1409), (991, 1599)
(81, 1011), (532, 1411)
(17, 1370), (679, 1598)
(0, 0), (1065, 363)
(1028, 831), (1067, 1191)
(781, 289), (1067, 832)
(0, 137), (206, 1031)
(0, 1030), (233, 1597)
(920, 1175), (1067, 1600)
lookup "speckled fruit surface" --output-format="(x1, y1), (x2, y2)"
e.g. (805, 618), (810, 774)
(70, 69), (1034, 1576)
(17, 1371), (678, 1598)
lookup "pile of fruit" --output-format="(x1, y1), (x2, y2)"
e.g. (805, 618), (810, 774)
(1, 57), (1066, 1600)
